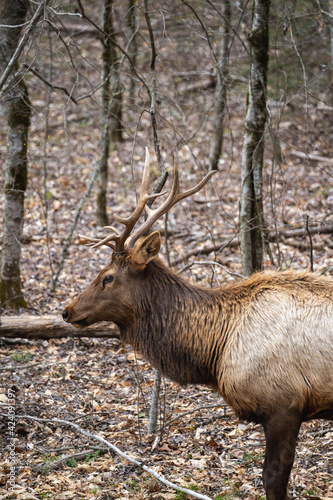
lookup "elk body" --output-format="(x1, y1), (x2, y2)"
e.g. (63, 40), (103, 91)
(63, 150), (333, 500)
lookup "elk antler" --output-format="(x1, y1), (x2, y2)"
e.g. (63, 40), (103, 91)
(80, 147), (217, 252)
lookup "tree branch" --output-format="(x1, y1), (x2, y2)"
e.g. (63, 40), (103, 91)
(0, 0), (53, 95)
(1, 413), (213, 500)
(35, 447), (108, 472)
(76, 0), (150, 98)
(143, 0), (168, 201)
(23, 64), (78, 104)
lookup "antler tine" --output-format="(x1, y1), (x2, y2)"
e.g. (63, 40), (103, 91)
(127, 156), (217, 247)
(112, 147), (167, 249)
(78, 233), (116, 250)
(103, 226), (121, 236)
(79, 149), (216, 252)
(81, 226), (120, 249)
(78, 148), (160, 252)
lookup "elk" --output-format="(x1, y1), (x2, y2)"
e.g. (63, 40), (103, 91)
(63, 149), (333, 500)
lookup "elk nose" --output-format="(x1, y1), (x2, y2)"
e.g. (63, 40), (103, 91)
(62, 308), (69, 322)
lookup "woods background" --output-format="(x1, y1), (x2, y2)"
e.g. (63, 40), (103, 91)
(0, 1), (332, 499)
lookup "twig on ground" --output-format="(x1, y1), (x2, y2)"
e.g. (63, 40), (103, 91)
(35, 447), (108, 471)
(1, 413), (213, 500)
(165, 403), (228, 427)
(0, 361), (63, 372)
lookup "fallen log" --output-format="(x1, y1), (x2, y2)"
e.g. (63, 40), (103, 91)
(290, 150), (333, 165)
(269, 224), (333, 240)
(278, 237), (325, 251)
(170, 225), (333, 264)
(170, 239), (239, 266)
(0, 315), (120, 340)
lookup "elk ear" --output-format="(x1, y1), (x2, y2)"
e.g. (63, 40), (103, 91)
(132, 231), (161, 267)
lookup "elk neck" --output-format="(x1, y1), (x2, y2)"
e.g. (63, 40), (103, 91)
(117, 257), (233, 388)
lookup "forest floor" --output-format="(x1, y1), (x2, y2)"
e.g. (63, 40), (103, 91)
(1, 91), (332, 498)
(0, 336), (332, 500)
(1, 14), (333, 499)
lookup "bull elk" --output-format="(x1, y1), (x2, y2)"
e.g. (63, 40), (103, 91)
(63, 148), (333, 500)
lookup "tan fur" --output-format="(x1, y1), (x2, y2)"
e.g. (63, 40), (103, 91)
(217, 271), (333, 419)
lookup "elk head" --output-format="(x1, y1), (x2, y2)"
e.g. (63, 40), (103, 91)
(62, 149), (216, 328)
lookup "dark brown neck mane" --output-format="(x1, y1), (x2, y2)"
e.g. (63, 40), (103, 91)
(119, 258), (230, 387)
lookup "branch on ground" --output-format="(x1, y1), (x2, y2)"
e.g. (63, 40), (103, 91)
(1, 413), (213, 500)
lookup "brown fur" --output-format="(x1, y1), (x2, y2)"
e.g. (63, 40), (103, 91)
(63, 233), (333, 500)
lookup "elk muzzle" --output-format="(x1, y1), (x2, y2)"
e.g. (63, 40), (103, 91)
(62, 309), (69, 321)
(62, 300), (91, 328)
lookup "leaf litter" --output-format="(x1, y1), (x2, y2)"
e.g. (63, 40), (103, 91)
(0, 10), (333, 498)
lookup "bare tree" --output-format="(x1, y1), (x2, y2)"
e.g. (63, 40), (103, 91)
(206, 0), (231, 171)
(315, 0), (333, 70)
(0, 0), (32, 309)
(96, 0), (123, 226)
(239, 0), (270, 276)
(126, 0), (138, 101)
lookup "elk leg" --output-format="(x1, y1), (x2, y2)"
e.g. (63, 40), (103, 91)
(262, 412), (301, 500)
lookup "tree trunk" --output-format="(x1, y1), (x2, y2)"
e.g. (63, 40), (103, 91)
(96, 0), (123, 226)
(0, 0), (31, 309)
(147, 369), (161, 433)
(330, 0), (333, 67)
(126, 0), (138, 101)
(317, 0), (333, 71)
(239, 0), (270, 276)
(206, 0), (231, 171)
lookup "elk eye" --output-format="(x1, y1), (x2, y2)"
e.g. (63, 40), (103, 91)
(103, 275), (114, 287)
